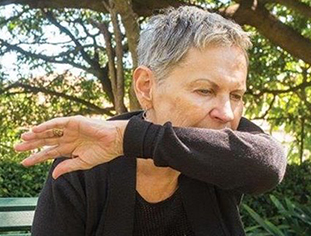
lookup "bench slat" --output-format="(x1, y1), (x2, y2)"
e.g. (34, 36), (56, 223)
(0, 234), (31, 236)
(0, 198), (38, 212)
(0, 211), (34, 232)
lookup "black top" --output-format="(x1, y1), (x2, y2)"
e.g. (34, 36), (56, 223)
(31, 111), (286, 236)
(133, 187), (195, 236)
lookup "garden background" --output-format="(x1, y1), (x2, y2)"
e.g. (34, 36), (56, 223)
(0, 0), (311, 235)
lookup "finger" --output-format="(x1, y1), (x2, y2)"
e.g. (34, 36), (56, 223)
(32, 117), (69, 133)
(21, 146), (63, 166)
(52, 158), (91, 179)
(21, 144), (73, 166)
(15, 138), (60, 152)
(21, 129), (55, 141)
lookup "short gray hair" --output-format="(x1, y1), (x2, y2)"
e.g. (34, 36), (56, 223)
(137, 6), (252, 81)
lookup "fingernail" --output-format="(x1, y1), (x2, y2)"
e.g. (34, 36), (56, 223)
(20, 157), (32, 166)
(14, 144), (22, 151)
(52, 173), (59, 179)
(20, 159), (27, 166)
(21, 132), (33, 140)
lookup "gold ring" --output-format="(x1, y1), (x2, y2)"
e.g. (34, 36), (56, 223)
(52, 128), (64, 137)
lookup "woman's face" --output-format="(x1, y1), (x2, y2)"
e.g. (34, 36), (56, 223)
(149, 45), (248, 130)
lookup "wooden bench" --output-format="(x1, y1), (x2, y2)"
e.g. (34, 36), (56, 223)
(0, 198), (38, 236)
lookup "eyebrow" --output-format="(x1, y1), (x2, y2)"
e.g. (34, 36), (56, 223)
(189, 78), (220, 90)
(190, 78), (246, 93)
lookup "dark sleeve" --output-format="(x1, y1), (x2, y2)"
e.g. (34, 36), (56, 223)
(123, 116), (287, 195)
(32, 158), (86, 236)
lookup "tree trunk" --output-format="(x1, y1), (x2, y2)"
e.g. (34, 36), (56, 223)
(108, 0), (127, 114)
(114, 0), (141, 111)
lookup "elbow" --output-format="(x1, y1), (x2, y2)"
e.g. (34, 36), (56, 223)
(246, 141), (287, 195)
(249, 163), (286, 195)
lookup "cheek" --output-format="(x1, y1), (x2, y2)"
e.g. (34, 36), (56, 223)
(232, 103), (244, 130)
(169, 95), (210, 126)
(235, 102), (243, 116)
(153, 93), (205, 126)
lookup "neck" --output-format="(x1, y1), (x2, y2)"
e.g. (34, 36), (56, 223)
(144, 109), (160, 124)
(136, 159), (180, 202)
(137, 159), (180, 179)
(139, 113), (180, 182)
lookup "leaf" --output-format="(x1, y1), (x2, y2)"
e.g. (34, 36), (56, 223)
(243, 204), (285, 236)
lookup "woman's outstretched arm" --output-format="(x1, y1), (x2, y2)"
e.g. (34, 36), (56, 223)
(15, 113), (286, 194)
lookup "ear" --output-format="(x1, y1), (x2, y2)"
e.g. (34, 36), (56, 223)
(133, 66), (155, 110)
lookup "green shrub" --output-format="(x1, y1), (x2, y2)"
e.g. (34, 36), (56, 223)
(0, 150), (51, 197)
(241, 161), (311, 228)
(1, 148), (311, 234)
(243, 195), (311, 235)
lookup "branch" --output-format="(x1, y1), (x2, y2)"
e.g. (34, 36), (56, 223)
(0, 7), (29, 25)
(0, 0), (189, 17)
(113, 0), (141, 110)
(112, 0), (139, 69)
(104, 0), (127, 114)
(95, 62), (114, 106)
(41, 10), (114, 103)
(0, 39), (110, 79)
(1, 34), (115, 104)
(250, 114), (311, 121)
(93, 21), (117, 94)
(253, 95), (276, 120)
(76, 18), (100, 45)
(17, 39), (74, 46)
(41, 9), (98, 69)
(3, 82), (114, 116)
(300, 117), (305, 164)
(247, 81), (311, 97)
(2, 0), (310, 64)
(260, 0), (311, 19)
(0, 39), (91, 69)
(296, 88), (311, 111)
(220, 1), (311, 65)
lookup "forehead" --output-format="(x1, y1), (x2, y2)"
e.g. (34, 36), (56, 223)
(165, 45), (248, 89)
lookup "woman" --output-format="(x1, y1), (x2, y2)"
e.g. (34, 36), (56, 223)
(15, 6), (286, 236)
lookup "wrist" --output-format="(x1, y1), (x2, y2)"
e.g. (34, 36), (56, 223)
(113, 120), (129, 157)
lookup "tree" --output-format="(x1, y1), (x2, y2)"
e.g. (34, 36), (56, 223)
(0, 0), (310, 162)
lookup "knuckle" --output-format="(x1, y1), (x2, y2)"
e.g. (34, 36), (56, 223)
(55, 149), (62, 157)
(45, 149), (51, 157)
(42, 139), (47, 146)
(74, 115), (83, 120)
(47, 148), (57, 158)
(48, 130), (55, 138)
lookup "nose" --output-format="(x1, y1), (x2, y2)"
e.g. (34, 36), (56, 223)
(210, 98), (234, 123)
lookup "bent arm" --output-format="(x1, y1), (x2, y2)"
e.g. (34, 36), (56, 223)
(123, 116), (287, 195)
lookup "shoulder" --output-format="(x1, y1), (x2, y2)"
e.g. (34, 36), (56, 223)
(48, 157), (110, 198)
(237, 117), (264, 133)
(108, 110), (143, 121)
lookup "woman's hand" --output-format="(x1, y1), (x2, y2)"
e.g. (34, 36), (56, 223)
(14, 115), (128, 179)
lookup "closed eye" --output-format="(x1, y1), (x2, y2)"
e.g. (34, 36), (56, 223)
(230, 93), (243, 101)
(195, 89), (213, 96)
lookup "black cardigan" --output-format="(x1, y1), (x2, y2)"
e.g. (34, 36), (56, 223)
(32, 111), (286, 236)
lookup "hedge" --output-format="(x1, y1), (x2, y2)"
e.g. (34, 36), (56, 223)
(1, 155), (310, 229)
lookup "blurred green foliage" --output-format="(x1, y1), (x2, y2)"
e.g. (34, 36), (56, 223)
(0, 156), (50, 197)
(244, 195), (311, 235)
(241, 161), (311, 228)
(0, 2), (310, 164)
